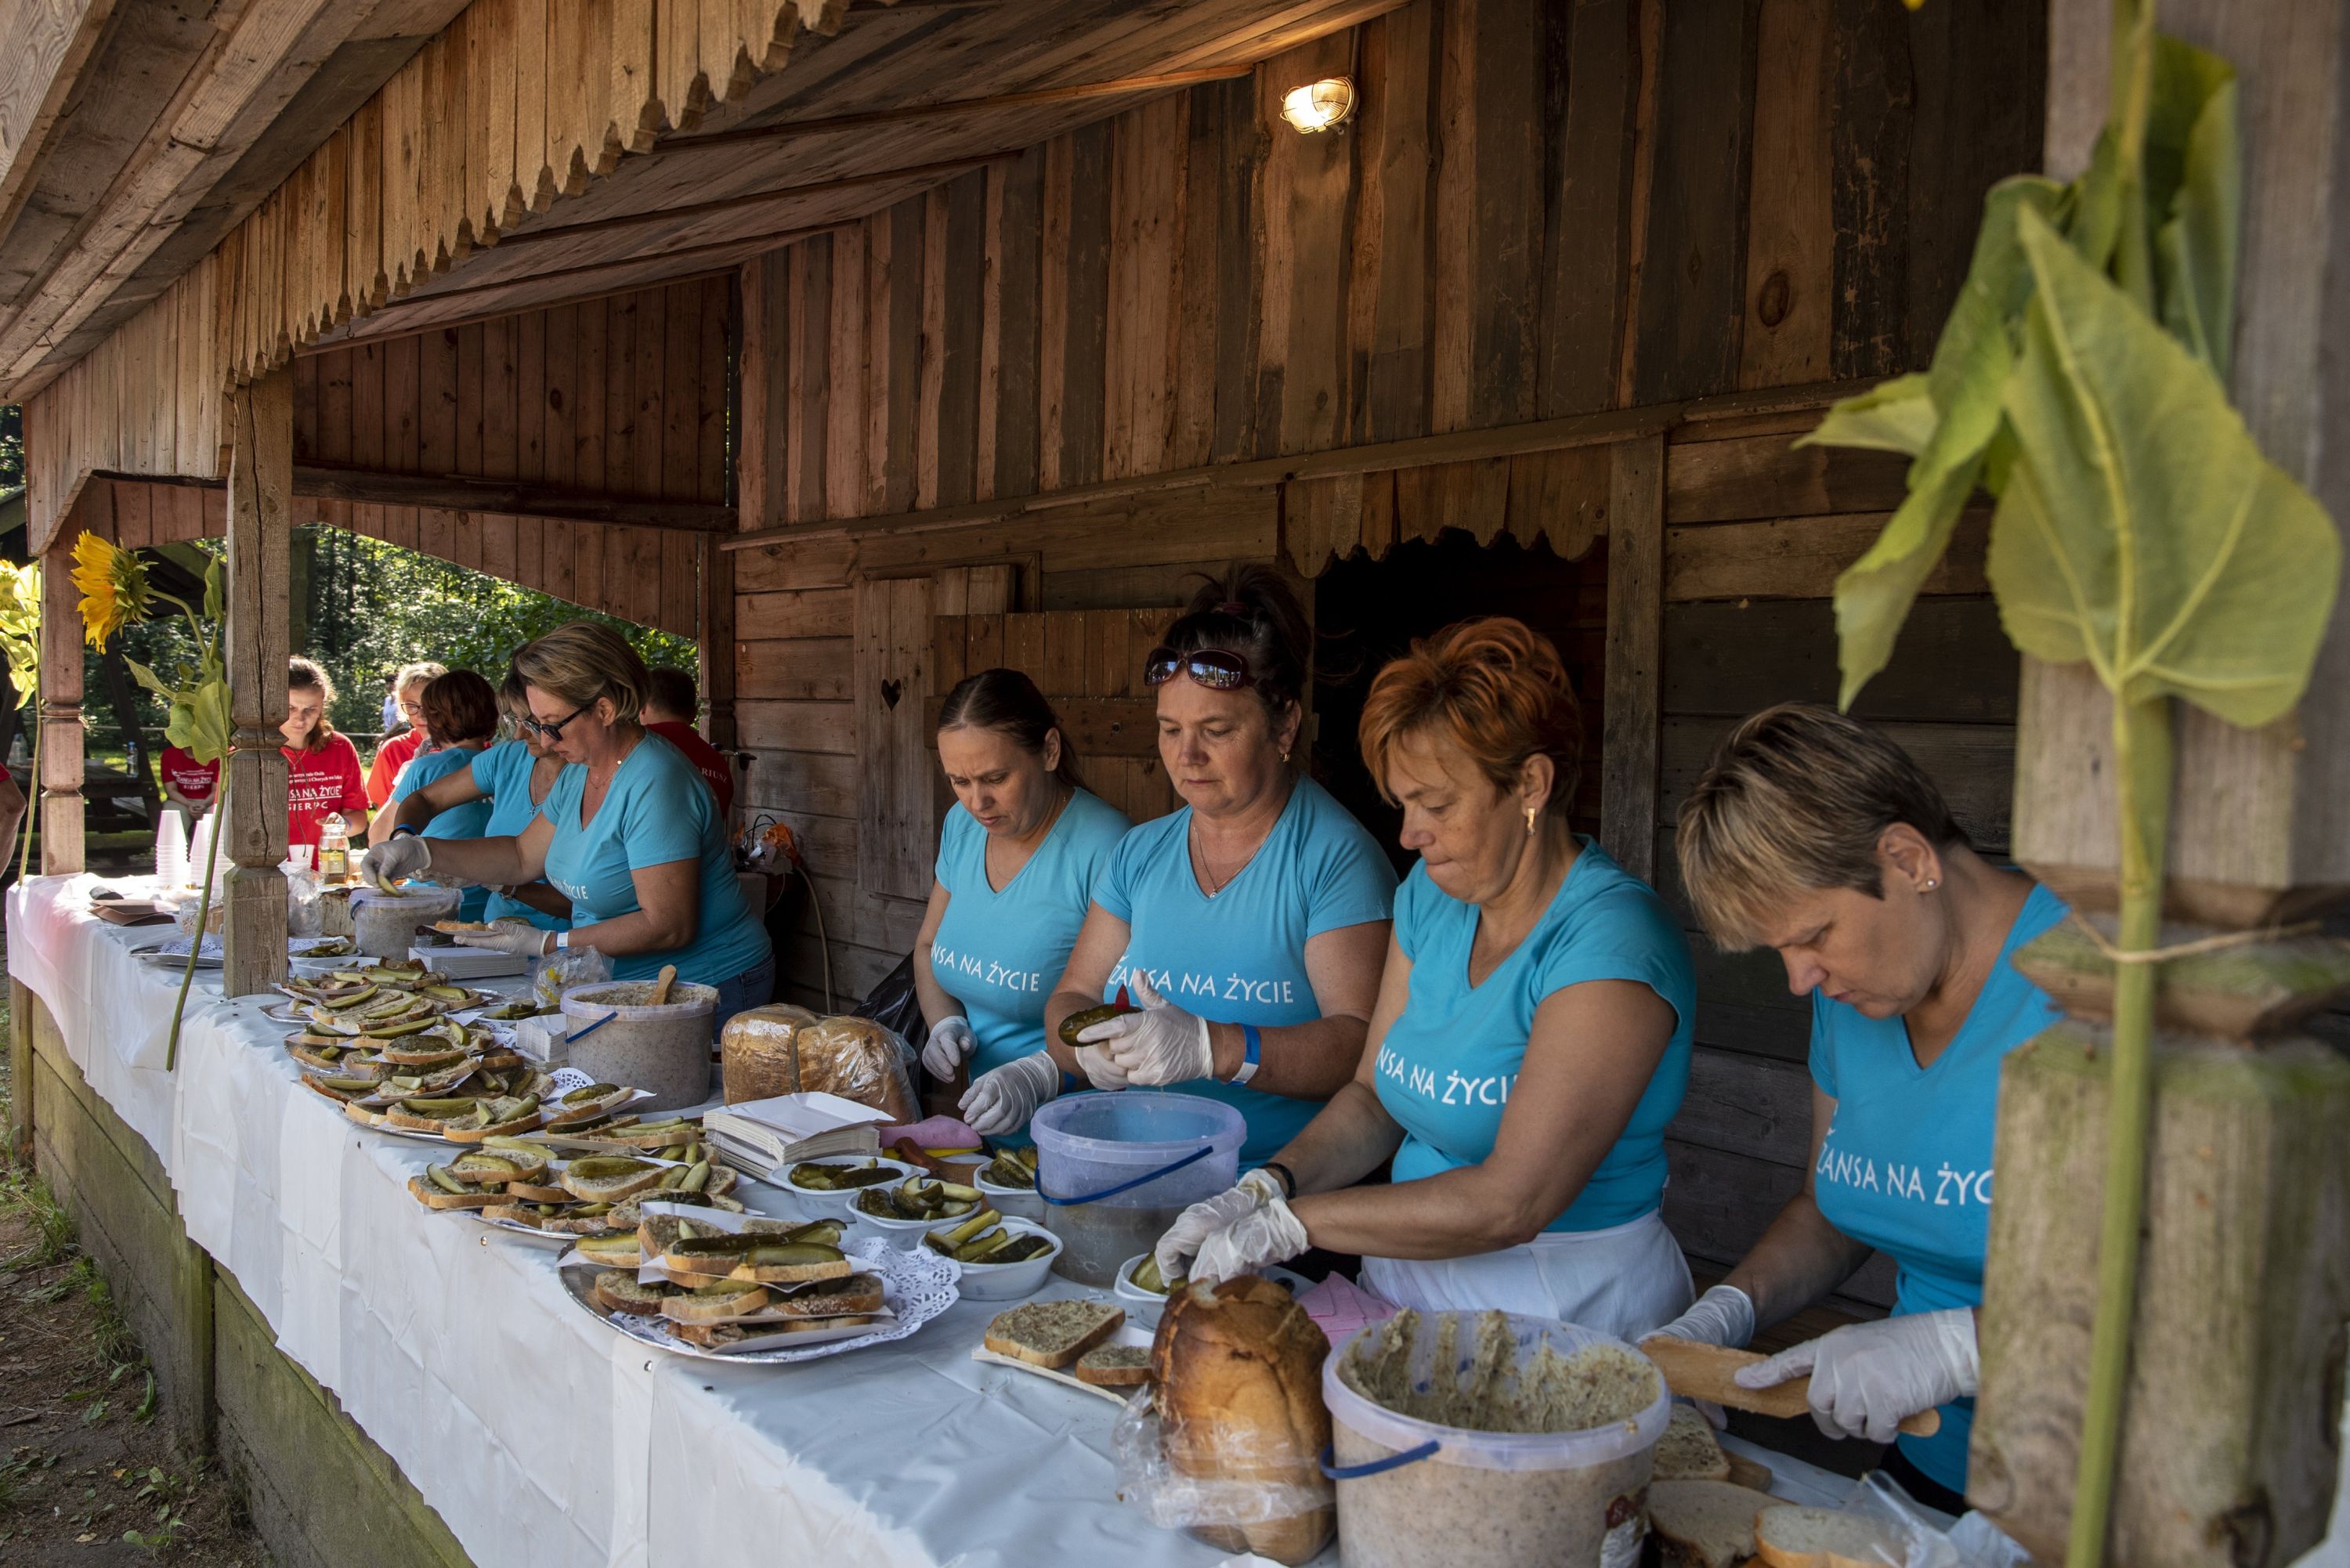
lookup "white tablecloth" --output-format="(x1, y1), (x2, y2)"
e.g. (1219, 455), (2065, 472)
(31, 873), (2337, 1567)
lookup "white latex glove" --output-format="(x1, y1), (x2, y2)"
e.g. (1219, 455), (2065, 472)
(366, 834), (435, 886)
(1192, 1192), (1310, 1286)
(1154, 1168), (1285, 1282)
(1072, 1041), (1133, 1090)
(920, 1015), (977, 1079)
(1077, 974), (1213, 1087)
(1649, 1284), (1757, 1349)
(959, 1050), (1061, 1137)
(1735, 1307), (1979, 1444)
(450, 918), (557, 958)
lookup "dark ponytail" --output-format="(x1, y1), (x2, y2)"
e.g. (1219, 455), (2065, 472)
(1159, 563), (1311, 717)
(935, 668), (1083, 789)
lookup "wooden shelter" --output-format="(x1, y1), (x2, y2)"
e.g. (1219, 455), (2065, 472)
(3, 1), (2345, 1564)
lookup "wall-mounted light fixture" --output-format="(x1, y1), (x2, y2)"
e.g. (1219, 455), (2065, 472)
(1280, 78), (1356, 134)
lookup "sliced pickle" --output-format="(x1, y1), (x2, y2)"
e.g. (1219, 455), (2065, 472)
(955, 1228), (1018, 1264)
(980, 1152), (1038, 1190)
(401, 1096), (478, 1116)
(1130, 1255), (1178, 1295)
(561, 1082), (620, 1104)
(739, 1242), (844, 1266)
(937, 1209), (1000, 1249)
(567, 1156), (655, 1179)
(678, 1159), (710, 1194)
(425, 1165), (468, 1195)
(784, 1219), (844, 1247)
(989, 1234), (1052, 1266)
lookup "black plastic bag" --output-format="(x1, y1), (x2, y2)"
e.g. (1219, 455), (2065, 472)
(855, 952), (927, 1046)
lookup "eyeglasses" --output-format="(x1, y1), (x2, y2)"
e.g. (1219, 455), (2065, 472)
(521, 703), (590, 741)
(1144, 646), (1255, 691)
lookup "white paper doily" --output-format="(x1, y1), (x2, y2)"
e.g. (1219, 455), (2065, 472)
(557, 1236), (960, 1364)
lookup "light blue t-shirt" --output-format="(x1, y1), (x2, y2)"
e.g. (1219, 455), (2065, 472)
(931, 789), (1131, 1140)
(392, 746), (492, 923)
(1810, 881), (2069, 1493)
(1374, 841), (1694, 1233)
(468, 739), (572, 932)
(1093, 776), (1396, 1164)
(537, 732), (771, 987)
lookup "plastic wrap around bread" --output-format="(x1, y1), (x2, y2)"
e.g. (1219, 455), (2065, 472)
(719, 1006), (919, 1124)
(1145, 1275), (1335, 1566)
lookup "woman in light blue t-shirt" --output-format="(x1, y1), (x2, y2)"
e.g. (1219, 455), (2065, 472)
(1652, 704), (2066, 1512)
(383, 667), (573, 932)
(383, 670), (501, 925)
(1043, 569), (1394, 1167)
(370, 624), (772, 1033)
(1156, 620), (1694, 1342)
(912, 670), (1130, 1143)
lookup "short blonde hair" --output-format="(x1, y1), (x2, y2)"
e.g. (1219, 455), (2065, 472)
(1358, 618), (1583, 817)
(394, 660), (447, 697)
(1676, 703), (1965, 948)
(511, 623), (648, 724)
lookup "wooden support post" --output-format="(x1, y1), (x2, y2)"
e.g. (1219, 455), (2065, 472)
(222, 370), (293, 998)
(37, 535), (84, 875)
(1599, 434), (1663, 880)
(696, 533), (736, 751)
(1972, 3), (2350, 1561)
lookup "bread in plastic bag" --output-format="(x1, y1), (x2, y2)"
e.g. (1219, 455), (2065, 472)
(718, 1007), (918, 1122)
(1798, 1471), (2033, 1568)
(1112, 1275), (1334, 1566)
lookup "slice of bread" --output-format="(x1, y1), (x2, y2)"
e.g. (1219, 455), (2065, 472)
(671, 1314), (877, 1349)
(1654, 1404), (1733, 1482)
(573, 1230), (644, 1268)
(441, 1107), (545, 1143)
(448, 1149), (547, 1187)
(559, 1158), (667, 1202)
(1075, 1342), (1153, 1387)
(766, 1273), (884, 1318)
(545, 1085), (636, 1129)
(983, 1300), (1125, 1369)
(592, 1270), (677, 1316)
(406, 1174), (497, 1211)
(725, 1242), (853, 1285)
(635, 1212), (798, 1264)
(1753, 1505), (1898, 1568)
(501, 1180), (573, 1204)
(1647, 1479), (1768, 1568)
(659, 1281), (772, 1326)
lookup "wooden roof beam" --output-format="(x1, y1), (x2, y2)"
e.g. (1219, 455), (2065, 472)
(0, 0), (121, 244)
(289, 465), (739, 532)
(645, 65), (1249, 156)
(493, 153), (1008, 250)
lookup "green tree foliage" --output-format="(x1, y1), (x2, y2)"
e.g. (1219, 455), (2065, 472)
(0, 403), (22, 498)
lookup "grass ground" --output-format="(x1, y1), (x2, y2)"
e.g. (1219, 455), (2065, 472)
(0, 932), (271, 1565)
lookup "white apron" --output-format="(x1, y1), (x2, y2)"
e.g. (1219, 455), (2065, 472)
(1358, 1209), (1693, 1342)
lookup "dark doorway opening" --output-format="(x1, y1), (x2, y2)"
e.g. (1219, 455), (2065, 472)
(1312, 529), (1607, 876)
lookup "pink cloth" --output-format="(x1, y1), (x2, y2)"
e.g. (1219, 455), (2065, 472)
(879, 1115), (984, 1150)
(1297, 1272), (1400, 1346)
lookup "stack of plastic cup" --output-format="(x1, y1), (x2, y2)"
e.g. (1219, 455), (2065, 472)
(153, 809), (189, 890)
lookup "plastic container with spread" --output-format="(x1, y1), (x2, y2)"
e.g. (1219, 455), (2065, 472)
(559, 979), (718, 1112)
(1321, 1313), (1668, 1568)
(1029, 1092), (1242, 1286)
(348, 883), (463, 959)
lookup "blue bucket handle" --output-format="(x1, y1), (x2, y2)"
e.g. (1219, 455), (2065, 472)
(1318, 1440), (1441, 1479)
(1038, 1141), (1216, 1206)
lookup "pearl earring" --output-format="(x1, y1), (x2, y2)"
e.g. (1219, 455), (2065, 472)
(1922, 879), (1940, 891)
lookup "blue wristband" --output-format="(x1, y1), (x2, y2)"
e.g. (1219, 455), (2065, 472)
(1059, 1071), (1083, 1096)
(389, 825), (419, 839)
(1229, 1024), (1262, 1086)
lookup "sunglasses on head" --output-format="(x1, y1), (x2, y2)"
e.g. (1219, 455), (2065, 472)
(1144, 646), (1255, 691)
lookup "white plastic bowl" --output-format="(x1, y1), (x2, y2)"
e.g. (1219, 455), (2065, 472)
(938, 1219), (1062, 1301)
(1114, 1252), (1176, 1328)
(851, 1185), (986, 1249)
(973, 1166), (1045, 1225)
(777, 1156), (925, 1223)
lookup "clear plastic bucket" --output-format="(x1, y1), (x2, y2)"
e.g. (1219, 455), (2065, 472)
(1321, 1313), (1668, 1568)
(348, 884), (462, 959)
(1029, 1091), (1243, 1285)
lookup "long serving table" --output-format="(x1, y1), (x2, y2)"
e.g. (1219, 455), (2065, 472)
(13, 872), (1899, 1568)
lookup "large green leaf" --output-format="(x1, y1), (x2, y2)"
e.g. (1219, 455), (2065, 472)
(2149, 42), (2238, 378)
(1987, 208), (2337, 727)
(1815, 178), (2062, 707)
(165, 679), (234, 765)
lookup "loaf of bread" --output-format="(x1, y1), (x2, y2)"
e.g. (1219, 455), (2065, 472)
(1150, 1276), (1333, 1566)
(721, 1006), (918, 1122)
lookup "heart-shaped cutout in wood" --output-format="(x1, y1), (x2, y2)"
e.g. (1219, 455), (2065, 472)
(880, 678), (903, 709)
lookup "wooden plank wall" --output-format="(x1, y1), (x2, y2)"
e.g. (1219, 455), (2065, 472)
(18, 0), (819, 550)
(738, 0), (2045, 530)
(64, 477), (701, 640)
(1651, 413), (2016, 1310)
(730, 0), (2044, 1288)
(292, 276), (734, 506)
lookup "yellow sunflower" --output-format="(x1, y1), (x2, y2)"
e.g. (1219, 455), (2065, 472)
(70, 530), (153, 649)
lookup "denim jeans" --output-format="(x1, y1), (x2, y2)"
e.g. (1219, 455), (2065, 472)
(710, 952), (777, 1040)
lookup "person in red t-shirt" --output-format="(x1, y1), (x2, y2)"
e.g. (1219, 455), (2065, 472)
(283, 656), (371, 853)
(365, 660), (446, 808)
(642, 666), (734, 818)
(158, 744), (220, 815)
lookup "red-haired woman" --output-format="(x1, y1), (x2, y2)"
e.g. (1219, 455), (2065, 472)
(1155, 617), (1696, 1339)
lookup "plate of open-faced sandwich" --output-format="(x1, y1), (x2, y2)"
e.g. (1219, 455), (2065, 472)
(406, 1138), (746, 1240)
(556, 1203), (959, 1360)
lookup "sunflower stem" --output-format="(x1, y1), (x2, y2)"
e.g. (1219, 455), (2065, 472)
(165, 771), (224, 1073)
(13, 686), (39, 882)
